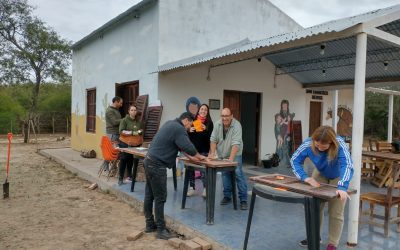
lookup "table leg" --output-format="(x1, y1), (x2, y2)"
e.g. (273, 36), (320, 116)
(130, 158), (138, 192)
(243, 189), (257, 250)
(181, 166), (190, 209)
(304, 197), (320, 250)
(172, 164), (177, 191)
(231, 169), (237, 210)
(206, 168), (216, 225)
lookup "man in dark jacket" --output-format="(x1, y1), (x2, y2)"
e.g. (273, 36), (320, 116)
(144, 112), (206, 240)
(105, 96), (123, 140)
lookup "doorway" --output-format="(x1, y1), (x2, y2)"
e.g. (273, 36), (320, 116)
(223, 90), (261, 166)
(115, 81), (139, 117)
(309, 101), (322, 136)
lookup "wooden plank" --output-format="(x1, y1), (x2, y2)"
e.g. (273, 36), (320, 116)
(250, 174), (357, 200)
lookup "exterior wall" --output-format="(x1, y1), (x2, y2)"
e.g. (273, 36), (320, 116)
(308, 89), (354, 129)
(158, 59), (309, 162)
(71, 4), (159, 155)
(158, 0), (301, 64)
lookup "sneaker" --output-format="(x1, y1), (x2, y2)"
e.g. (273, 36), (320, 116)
(156, 229), (175, 240)
(240, 201), (248, 210)
(220, 197), (231, 205)
(326, 244), (337, 250)
(187, 188), (196, 197)
(298, 238), (322, 247)
(125, 177), (132, 182)
(202, 188), (206, 198)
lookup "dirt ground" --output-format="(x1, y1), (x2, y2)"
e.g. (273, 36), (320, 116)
(0, 135), (175, 250)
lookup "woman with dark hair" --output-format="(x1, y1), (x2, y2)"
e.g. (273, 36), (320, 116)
(118, 105), (143, 185)
(187, 104), (213, 197)
(291, 126), (353, 250)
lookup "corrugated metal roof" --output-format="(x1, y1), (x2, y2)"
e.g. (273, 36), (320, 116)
(158, 4), (400, 73)
(71, 0), (157, 50)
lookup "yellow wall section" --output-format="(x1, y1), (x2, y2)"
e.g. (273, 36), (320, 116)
(71, 113), (106, 159)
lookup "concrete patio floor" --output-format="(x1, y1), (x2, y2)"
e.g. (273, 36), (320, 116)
(39, 147), (400, 250)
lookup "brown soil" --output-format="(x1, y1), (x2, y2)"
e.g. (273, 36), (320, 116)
(0, 135), (175, 250)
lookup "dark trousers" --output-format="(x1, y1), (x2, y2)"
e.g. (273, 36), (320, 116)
(187, 169), (206, 188)
(118, 141), (138, 181)
(143, 159), (167, 230)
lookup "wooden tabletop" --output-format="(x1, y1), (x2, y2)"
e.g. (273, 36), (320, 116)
(118, 148), (237, 168)
(250, 174), (357, 200)
(362, 151), (400, 161)
(118, 147), (148, 158)
(179, 157), (237, 168)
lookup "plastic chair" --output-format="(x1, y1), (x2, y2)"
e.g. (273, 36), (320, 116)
(98, 136), (120, 181)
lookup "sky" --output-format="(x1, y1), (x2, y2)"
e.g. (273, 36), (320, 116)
(28, 0), (400, 43)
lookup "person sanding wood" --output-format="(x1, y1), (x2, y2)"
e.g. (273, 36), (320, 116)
(291, 126), (354, 250)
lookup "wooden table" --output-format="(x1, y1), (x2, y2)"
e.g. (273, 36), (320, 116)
(362, 151), (400, 187)
(118, 147), (177, 192)
(362, 151), (400, 162)
(179, 157), (238, 225)
(246, 174), (356, 250)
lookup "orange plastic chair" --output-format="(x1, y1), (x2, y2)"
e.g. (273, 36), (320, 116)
(98, 136), (120, 180)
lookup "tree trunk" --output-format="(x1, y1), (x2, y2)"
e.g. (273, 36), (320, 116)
(23, 119), (29, 143)
(24, 75), (41, 143)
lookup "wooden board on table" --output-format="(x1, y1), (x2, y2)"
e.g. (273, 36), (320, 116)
(179, 157), (237, 168)
(250, 174), (356, 200)
(119, 147), (148, 158)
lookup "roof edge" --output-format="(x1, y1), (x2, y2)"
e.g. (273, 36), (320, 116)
(158, 38), (251, 72)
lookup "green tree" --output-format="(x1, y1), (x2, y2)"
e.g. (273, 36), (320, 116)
(0, 0), (71, 142)
(0, 89), (25, 134)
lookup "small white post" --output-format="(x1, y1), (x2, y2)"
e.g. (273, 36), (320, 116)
(388, 94), (393, 142)
(332, 90), (339, 132)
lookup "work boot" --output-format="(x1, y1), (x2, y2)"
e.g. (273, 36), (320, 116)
(144, 223), (157, 233)
(156, 229), (175, 240)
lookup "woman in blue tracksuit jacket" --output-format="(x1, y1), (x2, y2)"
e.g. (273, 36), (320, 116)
(291, 126), (353, 250)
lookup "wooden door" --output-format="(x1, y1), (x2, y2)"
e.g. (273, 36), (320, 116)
(309, 101), (322, 136)
(291, 121), (303, 154)
(115, 81), (139, 117)
(223, 90), (240, 120)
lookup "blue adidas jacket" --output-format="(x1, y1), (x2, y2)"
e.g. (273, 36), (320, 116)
(290, 137), (354, 191)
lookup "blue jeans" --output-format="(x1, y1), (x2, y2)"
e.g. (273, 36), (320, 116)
(107, 133), (119, 143)
(222, 155), (248, 202)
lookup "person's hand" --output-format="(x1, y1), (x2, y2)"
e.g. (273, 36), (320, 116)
(198, 155), (208, 161)
(201, 124), (206, 130)
(189, 127), (196, 132)
(304, 177), (320, 187)
(336, 190), (351, 202)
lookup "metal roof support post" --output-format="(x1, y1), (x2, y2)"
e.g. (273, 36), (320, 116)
(332, 90), (339, 132)
(388, 94), (393, 142)
(347, 32), (367, 247)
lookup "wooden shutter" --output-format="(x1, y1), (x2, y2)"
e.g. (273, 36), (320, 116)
(143, 106), (163, 142)
(135, 94), (148, 123)
(291, 121), (302, 154)
(86, 89), (96, 132)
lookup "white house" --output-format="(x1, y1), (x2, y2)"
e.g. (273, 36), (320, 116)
(72, 0), (400, 244)
(71, 0), (301, 156)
